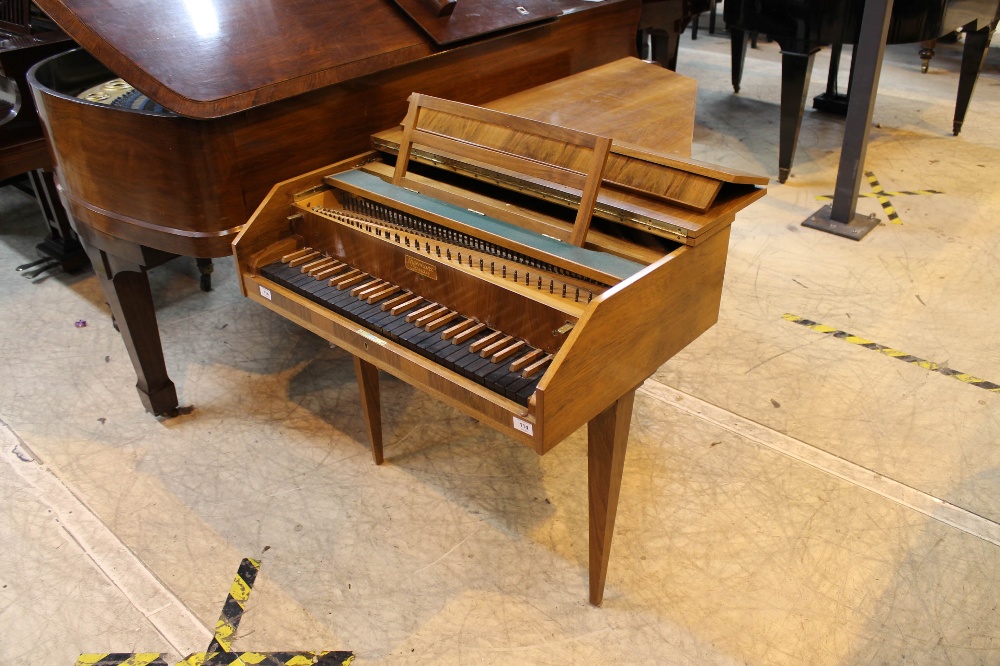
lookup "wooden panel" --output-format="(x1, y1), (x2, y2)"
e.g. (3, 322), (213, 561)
(232, 1), (641, 212)
(32, 0), (637, 118)
(536, 226), (732, 450)
(33, 55), (245, 256)
(0, 136), (50, 179)
(485, 58), (697, 158)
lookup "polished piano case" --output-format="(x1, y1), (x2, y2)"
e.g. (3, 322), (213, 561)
(29, 0), (643, 416)
(234, 59), (767, 604)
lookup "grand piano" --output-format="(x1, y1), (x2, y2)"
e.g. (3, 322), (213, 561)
(28, 0), (644, 416)
(636, 0), (711, 70)
(723, 0), (1000, 182)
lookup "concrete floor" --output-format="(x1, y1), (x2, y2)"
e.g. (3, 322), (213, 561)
(1, 27), (998, 666)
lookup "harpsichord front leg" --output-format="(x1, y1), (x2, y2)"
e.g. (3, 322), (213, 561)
(353, 356), (384, 465)
(588, 388), (636, 606)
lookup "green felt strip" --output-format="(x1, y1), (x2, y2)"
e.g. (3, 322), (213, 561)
(327, 170), (643, 281)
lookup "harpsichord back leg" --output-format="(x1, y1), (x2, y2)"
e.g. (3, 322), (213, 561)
(588, 388), (636, 606)
(353, 356), (384, 465)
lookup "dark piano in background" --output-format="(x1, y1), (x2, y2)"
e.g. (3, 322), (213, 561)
(0, 0), (81, 274)
(723, 0), (1000, 182)
(28, 0), (643, 416)
(637, 0), (711, 70)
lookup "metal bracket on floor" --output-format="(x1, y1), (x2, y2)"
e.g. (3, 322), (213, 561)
(802, 204), (880, 240)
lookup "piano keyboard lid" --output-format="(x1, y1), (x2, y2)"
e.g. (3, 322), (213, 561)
(31, 0), (630, 118)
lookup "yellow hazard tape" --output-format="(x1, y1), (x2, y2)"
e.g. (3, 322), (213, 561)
(783, 314), (1000, 393)
(814, 172), (943, 226)
(209, 557), (261, 653)
(865, 172), (901, 224)
(817, 189), (941, 200)
(76, 655), (165, 666)
(78, 557), (354, 666)
(176, 652), (353, 666)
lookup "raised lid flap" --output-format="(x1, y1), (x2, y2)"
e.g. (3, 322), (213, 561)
(370, 59), (767, 245)
(390, 0), (559, 45)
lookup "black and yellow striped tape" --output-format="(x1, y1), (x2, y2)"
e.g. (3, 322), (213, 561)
(864, 171), (901, 224)
(76, 656), (167, 666)
(177, 650), (354, 665)
(817, 189), (942, 200)
(77, 558), (355, 666)
(815, 172), (942, 226)
(784, 314), (999, 393)
(206, 557), (260, 654)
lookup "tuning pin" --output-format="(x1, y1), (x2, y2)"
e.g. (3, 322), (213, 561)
(549, 279), (553, 293)
(479, 259), (484, 271)
(491, 262), (495, 275)
(575, 288), (579, 302)
(588, 291), (593, 303)
(561, 284), (566, 297)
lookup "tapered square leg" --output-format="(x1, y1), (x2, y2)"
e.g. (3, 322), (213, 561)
(588, 389), (635, 606)
(730, 28), (748, 93)
(778, 49), (818, 183)
(353, 356), (384, 465)
(953, 23), (993, 136)
(82, 239), (178, 416)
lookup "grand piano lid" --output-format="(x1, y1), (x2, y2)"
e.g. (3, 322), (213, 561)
(32, 0), (617, 119)
(390, 0), (559, 45)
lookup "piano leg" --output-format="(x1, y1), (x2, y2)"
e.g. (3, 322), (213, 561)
(588, 388), (636, 606)
(918, 39), (936, 74)
(353, 356), (384, 465)
(953, 22), (994, 136)
(730, 28), (749, 93)
(778, 49), (818, 183)
(80, 238), (180, 416)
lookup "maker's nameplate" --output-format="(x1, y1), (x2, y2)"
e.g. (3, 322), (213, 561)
(405, 255), (438, 280)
